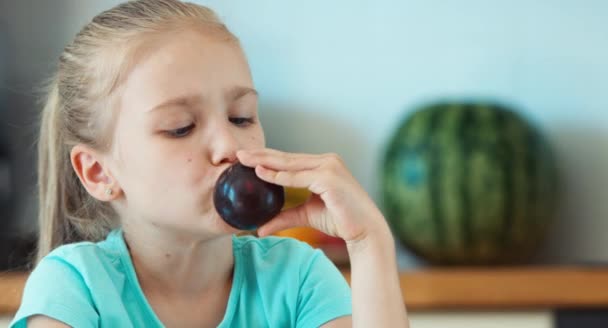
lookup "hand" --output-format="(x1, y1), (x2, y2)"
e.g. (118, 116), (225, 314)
(236, 148), (390, 244)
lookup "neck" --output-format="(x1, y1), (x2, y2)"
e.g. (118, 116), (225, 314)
(122, 223), (235, 298)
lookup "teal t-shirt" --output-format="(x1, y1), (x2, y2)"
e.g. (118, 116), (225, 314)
(10, 230), (352, 327)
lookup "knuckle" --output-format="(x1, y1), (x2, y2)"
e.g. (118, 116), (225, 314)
(324, 153), (344, 170)
(275, 171), (291, 184)
(284, 156), (295, 168)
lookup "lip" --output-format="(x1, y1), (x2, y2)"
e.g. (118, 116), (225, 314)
(214, 164), (233, 184)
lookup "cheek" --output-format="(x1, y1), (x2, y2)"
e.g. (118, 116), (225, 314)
(181, 152), (214, 187)
(248, 126), (266, 148)
(115, 131), (176, 192)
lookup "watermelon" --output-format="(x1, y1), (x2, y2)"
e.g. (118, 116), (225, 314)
(381, 102), (558, 265)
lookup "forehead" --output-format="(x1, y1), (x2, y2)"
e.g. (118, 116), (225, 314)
(119, 28), (252, 113)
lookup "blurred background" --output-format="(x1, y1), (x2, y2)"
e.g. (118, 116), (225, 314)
(1, 0), (607, 269)
(1, 1), (608, 327)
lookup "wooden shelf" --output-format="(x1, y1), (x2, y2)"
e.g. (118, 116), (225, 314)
(0, 272), (28, 315)
(356, 266), (608, 310)
(3, 267), (608, 315)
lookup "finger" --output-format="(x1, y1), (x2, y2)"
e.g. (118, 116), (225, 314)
(257, 204), (309, 237)
(237, 148), (321, 172)
(255, 166), (329, 195)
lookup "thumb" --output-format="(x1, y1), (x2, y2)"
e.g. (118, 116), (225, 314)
(257, 204), (310, 237)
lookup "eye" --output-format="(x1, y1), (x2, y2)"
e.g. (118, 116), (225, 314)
(229, 117), (255, 127)
(167, 123), (195, 138)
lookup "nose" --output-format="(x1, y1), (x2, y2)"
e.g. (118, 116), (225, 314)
(209, 121), (239, 166)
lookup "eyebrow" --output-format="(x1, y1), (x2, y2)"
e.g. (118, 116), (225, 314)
(146, 86), (259, 113)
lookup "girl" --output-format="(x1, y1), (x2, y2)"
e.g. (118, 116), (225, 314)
(10, 0), (408, 327)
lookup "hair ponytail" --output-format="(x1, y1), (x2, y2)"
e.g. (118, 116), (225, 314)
(36, 80), (117, 264)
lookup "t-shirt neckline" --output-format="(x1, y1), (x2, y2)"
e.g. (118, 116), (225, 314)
(108, 229), (243, 327)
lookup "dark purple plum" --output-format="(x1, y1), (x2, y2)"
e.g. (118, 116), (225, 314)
(213, 162), (285, 230)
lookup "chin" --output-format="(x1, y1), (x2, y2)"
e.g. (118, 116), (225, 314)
(207, 212), (244, 235)
(162, 215), (237, 240)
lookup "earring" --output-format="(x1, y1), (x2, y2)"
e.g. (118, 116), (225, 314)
(105, 188), (113, 196)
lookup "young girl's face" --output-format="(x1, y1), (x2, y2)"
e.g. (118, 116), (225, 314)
(109, 27), (264, 237)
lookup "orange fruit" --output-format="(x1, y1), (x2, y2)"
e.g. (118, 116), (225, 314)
(274, 226), (322, 247)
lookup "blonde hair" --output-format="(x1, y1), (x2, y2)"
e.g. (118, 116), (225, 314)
(36, 0), (237, 264)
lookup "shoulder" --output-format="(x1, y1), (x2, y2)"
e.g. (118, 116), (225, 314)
(232, 234), (329, 290)
(10, 234), (126, 327)
(232, 235), (353, 327)
(233, 234), (322, 268)
(10, 243), (103, 328)
(26, 240), (118, 286)
(22, 233), (124, 303)
(27, 238), (122, 283)
(47, 239), (119, 265)
(233, 234), (315, 254)
(23, 237), (122, 301)
(37, 230), (125, 281)
(232, 234), (347, 285)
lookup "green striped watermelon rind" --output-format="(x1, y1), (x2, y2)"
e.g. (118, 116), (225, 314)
(381, 101), (559, 265)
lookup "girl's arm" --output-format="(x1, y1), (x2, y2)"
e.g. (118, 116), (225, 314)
(27, 315), (72, 328)
(346, 223), (409, 327)
(321, 225), (408, 328)
(237, 149), (409, 328)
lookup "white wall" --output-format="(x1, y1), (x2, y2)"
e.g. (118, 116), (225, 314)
(1, 0), (607, 267)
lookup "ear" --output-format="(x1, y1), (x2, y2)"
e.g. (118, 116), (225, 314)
(70, 144), (121, 201)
